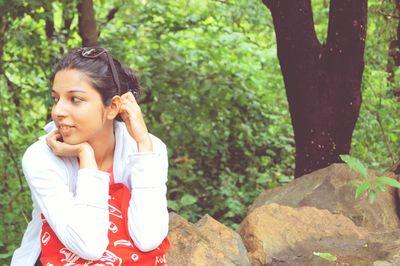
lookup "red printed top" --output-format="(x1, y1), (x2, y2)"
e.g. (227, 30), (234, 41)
(40, 165), (170, 265)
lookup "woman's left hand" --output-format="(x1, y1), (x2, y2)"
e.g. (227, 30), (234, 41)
(119, 92), (153, 152)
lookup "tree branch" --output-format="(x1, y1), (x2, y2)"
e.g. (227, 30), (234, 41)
(98, 6), (120, 37)
(77, 0), (99, 47)
(45, 18), (55, 40)
(106, 7), (119, 23)
(326, 0), (367, 69)
(375, 111), (395, 165)
(0, 86), (24, 191)
(262, 0), (321, 73)
(0, 16), (9, 75)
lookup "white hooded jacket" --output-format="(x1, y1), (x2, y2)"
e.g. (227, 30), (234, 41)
(11, 121), (169, 266)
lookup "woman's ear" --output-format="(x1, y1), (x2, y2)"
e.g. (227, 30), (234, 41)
(106, 95), (121, 120)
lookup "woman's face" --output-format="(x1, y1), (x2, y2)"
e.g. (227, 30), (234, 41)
(51, 69), (110, 145)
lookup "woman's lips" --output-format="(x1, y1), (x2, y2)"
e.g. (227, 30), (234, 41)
(58, 125), (75, 136)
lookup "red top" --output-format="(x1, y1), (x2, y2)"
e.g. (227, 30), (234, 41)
(39, 165), (170, 265)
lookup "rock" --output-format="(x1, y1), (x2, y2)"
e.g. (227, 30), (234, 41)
(373, 261), (393, 266)
(367, 230), (400, 265)
(166, 212), (250, 266)
(196, 214), (250, 266)
(250, 163), (400, 231)
(238, 203), (368, 265)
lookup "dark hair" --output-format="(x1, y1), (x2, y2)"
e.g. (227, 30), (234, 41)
(51, 47), (141, 121)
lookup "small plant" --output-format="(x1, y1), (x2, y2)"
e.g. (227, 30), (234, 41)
(313, 251), (337, 262)
(340, 154), (400, 204)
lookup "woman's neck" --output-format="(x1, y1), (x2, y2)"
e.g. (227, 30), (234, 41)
(88, 122), (116, 171)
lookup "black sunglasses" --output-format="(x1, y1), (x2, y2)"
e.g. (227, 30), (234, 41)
(79, 47), (121, 96)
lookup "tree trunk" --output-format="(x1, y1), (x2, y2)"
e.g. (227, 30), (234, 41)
(387, 0), (400, 84)
(0, 16), (8, 75)
(77, 0), (99, 47)
(262, 0), (367, 177)
(396, 0), (400, 50)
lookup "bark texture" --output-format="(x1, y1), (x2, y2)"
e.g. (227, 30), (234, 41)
(0, 16), (8, 75)
(77, 0), (99, 47)
(262, 0), (367, 177)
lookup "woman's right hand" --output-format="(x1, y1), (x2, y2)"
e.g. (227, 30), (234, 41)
(46, 131), (90, 157)
(46, 131), (97, 169)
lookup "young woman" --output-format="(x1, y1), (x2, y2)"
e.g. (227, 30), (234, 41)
(11, 47), (170, 266)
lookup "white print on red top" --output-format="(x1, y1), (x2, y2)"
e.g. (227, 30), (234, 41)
(109, 221), (119, 233)
(40, 183), (170, 266)
(155, 255), (167, 265)
(113, 240), (134, 248)
(41, 232), (51, 246)
(59, 248), (80, 264)
(108, 204), (123, 219)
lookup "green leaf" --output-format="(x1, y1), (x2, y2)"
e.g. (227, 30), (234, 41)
(167, 200), (179, 211)
(340, 155), (368, 178)
(375, 181), (386, 192)
(180, 194), (198, 206)
(0, 250), (13, 259)
(377, 176), (400, 188)
(313, 251), (337, 261)
(355, 181), (371, 198)
(256, 175), (268, 184)
(369, 190), (376, 204)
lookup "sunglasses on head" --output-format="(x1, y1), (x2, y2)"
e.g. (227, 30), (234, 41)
(78, 47), (122, 96)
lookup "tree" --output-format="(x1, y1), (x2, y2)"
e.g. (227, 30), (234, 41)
(262, 0), (368, 177)
(77, 0), (99, 47)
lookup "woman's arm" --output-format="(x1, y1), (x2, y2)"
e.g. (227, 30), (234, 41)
(118, 91), (169, 251)
(22, 140), (110, 260)
(126, 135), (169, 252)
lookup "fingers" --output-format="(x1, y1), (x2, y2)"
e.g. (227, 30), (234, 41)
(120, 92), (142, 119)
(45, 131), (86, 157)
(46, 131), (62, 152)
(46, 131), (59, 148)
(120, 91), (137, 104)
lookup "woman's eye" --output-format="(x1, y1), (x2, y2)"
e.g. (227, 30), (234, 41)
(51, 96), (59, 104)
(71, 96), (82, 103)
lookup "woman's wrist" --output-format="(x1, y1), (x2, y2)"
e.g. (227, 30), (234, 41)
(78, 144), (98, 169)
(137, 136), (153, 152)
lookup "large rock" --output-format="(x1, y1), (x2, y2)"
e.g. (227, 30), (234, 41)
(238, 203), (369, 265)
(250, 163), (399, 231)
(166, 212), (250, 266)
(262, 230), (400, 266)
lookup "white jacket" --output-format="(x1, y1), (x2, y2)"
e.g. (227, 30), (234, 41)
(11, 121), (169, 266)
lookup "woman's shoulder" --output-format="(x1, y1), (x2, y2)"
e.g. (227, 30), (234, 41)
(22, 136), (74, 187)
(24, 137), (52, 159)
(23, 121), (58, 159)
(22, 135), (60, 170)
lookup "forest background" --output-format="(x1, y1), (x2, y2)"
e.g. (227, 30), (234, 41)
(1, 0), (399, 264)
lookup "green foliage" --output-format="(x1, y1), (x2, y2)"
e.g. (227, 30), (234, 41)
(0, 1), (400, 265)
(340, 155), (400, 204)
(340, 155), (368, 178)
(352, 1), (400, 172)
(96, 0), (294, 226)
(0, 2), (294, 263)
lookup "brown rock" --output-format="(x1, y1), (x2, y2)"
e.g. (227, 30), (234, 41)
(238, 203), (368, 265)
(167, 212), (250, 266)
(251, 163), (400, 231)
(367, 230), (400, 265)
(196, 214), (250, 266)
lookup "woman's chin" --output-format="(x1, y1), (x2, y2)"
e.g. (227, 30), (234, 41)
(61, 136), (83, 145)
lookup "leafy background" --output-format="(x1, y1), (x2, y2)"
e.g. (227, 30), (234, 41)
(1, 0), (399, 264)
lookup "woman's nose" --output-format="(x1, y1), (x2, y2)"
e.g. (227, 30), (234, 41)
(52, 99), (68, 117)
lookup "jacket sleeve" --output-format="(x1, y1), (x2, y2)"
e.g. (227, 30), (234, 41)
(22, 141), (110, 260)
(126, 134), (169, 252)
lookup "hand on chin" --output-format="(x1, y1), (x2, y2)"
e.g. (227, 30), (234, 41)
(46, 130), (92, 157)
